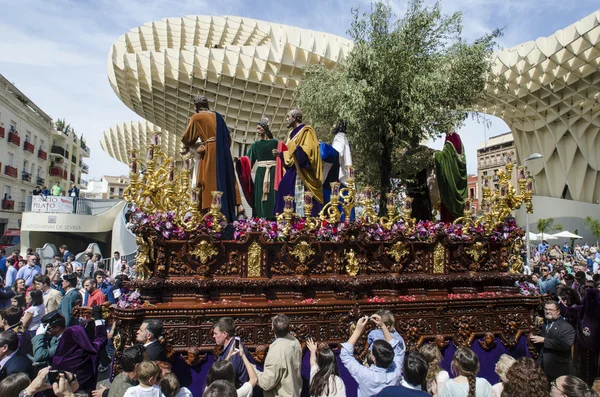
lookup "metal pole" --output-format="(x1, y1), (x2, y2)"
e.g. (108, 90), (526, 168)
(526, 211), (530, 267)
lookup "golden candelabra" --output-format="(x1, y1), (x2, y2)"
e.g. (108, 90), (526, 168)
(123, 132), (227, 233)
(276, 196), (302, 236)
(379, 194), (416, 231)
(320, 182), (343, 224)
(456, 154), (534, 233)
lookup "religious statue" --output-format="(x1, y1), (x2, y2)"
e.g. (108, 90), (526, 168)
(245, 118), (280, 218)
(273, 108), (323, 217)
(181, 96), (244, 222)
(434, 130), (467, 223)
(331, 120), (353, 186)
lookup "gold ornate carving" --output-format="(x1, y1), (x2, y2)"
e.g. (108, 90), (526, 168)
(290, 241), (315, 264)
(433, 243), (445, 274)
(190, 240), (219, 265)
(466, 242), (487, 262)
(345, 249), (359, 276)
(135, 235), (153, 280)
(387, 241), (409, 262)
(247, 241), (262, 277)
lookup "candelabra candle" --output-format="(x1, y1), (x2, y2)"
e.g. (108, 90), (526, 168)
(346, 165), (354, 179)
(526, 178), (534, 192)
(131, 160), (137, 174)
(518, 166), (526, 180)
(191, 189), (198, 202)
(184, 158), (191, 170)
(130, 150), (136, 160)
(363, 186), (372, 201)
(484, 200), (492, 213)
(212, 191), (223, 206)
(387, 193), (395, 207)
(500, 184), (507, 197)
(152, 134), (159, 145)
(284, 195), (294, 210)
(465, 199), (471, 211)
(331, 182), (340, 198)
(147, 148), (154, 161)
(404, 197), (413, 211)
(168, 166), (174, 181)
(304, 192), (313, 206)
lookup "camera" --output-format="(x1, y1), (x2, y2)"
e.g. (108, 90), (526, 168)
(47, 370), (64, 384)
(233, 337), (240, 351)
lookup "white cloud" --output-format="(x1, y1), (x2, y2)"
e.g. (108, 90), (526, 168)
(0, 0), (598, 182)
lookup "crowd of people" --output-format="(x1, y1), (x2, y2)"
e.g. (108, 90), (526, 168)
(0, 238), (599, 397)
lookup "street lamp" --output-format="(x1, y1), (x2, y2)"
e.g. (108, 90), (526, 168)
(525, 152), (543, 268)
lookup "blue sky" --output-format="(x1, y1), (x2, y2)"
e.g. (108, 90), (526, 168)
(0, 0), (598, 181)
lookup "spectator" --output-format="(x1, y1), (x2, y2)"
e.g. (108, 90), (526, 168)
(501, 357), (549, 397)
(205, 351), (258, 397)
(93, 344), (146, 397)
(74, 263), (85, 289)
(10, 294), (26, 313)
(0, 277), (15, 309)
(160, 372), (193, 397)
(420, 343), (449, 397)
(306, 338), (345, 397)
(0, 330), (32, 381)
(375, 352), (430, 396)
(32, 310), (66, 367)
(51, 182), (62, 196)
(0, 372), (30, 397)
(35, 275), (62, 313)
(11, 276), (26, 295)
(491, 354), (515, 397)
(255, 314), (302, 397)
(204, 380), (237, 397)
(22, 289), (45, 336)
(16, 256), (41, 287)
(123, 360), (165, 397)
(536, 265), (560, 294)
(538, 240), (549, 255)
(84, 253), (95, 278)
(1, 305), (32, 356)
(213, 317), (249, 387)
(49, 269), (65, 295)
(51, 306), (107, 392)
(559, 287), (600, 384)
(59, 245), (72, 263)
(136, 319), (166, 361)
(340, 314), (404, 397)
(367, 309), (405, 352)
(32, 186), (42, 196)
(57, 273), (82, 327)
(441, 346), (491, 397)
(530, 301), (575, 381)
(95, 271), (115, 304)
(41, 185), (50, 195)
(82, 277), (107, 306)
(113, 275), (129, 300)
(4, 260), (17, 288)
(68, 184), (80, 198)
(0, 249), (6, 277)
(550, 375), (597, 397)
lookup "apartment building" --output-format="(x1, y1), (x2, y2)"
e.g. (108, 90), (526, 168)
(0, 74), (90, 232)
(81, 175), (130, 199)
(476, 132), (519, 206)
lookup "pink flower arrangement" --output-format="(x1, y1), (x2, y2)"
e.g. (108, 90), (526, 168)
(117, 291), (142, 309)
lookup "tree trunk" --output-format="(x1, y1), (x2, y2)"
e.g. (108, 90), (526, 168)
(378, 137), (393, 216)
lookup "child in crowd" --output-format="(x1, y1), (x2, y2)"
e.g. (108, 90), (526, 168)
(123, 360), (165, 397)
(160, 372), (192, 397)
(442, 347), (491, 397)
(420, 343), (449, 397)
(367, 309), (404, 351)
(306, 338), (345, 397)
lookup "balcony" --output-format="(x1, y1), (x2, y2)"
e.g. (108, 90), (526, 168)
(0, 126), (4, 138)
(4, 165), (17, 178)
(8, 131), (20, 146)
(71, 155), (77, 164)
(49, 166), (66, 180)
(80, 141), (90, 156)
(23, 141), (35, 154)
(21, 171), (32, 182)
(1, 199), (14, 210)
(51, 145), (67, 158)
(38, 148), (47, 160)
(36, 176), (45, 185)
(81, 163), (89, 174)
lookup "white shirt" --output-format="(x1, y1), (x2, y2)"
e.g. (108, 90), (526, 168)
(309, 364), (346, 397)
(123, 385), (165, 397)
(237, 382), (254, 397)
(441, 377), (492, 397)
(25, 304), (46, 331)
(331, 132), (353, 185)
(401, 379), (422, 390)
(174, 388), (193, 397)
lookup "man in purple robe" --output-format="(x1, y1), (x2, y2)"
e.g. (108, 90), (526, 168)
(51, 306), (107, 392)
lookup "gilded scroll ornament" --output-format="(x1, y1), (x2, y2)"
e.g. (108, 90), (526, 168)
(466, 242), (487, 262)
(191, 240), (219, 264)
(433, 243), (445, 274)
(290, 241), (315, 265)
(247, 241), (262, 277)
(386, 241), (409, 262)
(345, 249), (359, 276)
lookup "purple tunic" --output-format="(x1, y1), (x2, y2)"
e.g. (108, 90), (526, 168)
(273, 124), (323, 217)
(52, 323), (107, 391)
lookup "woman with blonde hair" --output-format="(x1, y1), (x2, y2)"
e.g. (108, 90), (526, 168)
(491, 355), (515, 397)
(419, 343), (449, 396)
(441, 347), (491, 397)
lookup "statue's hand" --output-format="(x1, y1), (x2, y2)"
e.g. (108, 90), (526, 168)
(181, 146), (190, 155)
(272, 149), (280, 158)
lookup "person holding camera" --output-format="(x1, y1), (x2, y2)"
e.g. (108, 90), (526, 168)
(213, 317), (249, 388)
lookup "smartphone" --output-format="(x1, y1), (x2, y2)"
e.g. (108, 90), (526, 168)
(233, 337), (240, 351)
(47, 370), (60, 384)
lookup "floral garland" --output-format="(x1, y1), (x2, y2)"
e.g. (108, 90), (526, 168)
(130, 208), (523, 244)
(116, 291), (142, 309)
(515, 280), (540, 296)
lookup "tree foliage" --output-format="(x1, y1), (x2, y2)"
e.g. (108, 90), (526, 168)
(536, 217), (563, 239)
(583, 216), (600, 245)
(295, 0), (501, 211)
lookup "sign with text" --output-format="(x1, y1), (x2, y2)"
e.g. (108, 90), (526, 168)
(31, 196), (74, 213)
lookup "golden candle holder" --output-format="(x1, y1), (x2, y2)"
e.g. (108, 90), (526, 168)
(379, 193), (399, 229)
(200, 191), (227, 232)
(303, 192), (320, 231)
(276, 196), (301, 236)
(320, 182), (343, 224)
(358, 186), (379, 225)
(339, 166), (356, 221)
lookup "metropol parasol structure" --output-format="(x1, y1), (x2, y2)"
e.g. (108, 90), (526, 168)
(101, 12), (600, 228)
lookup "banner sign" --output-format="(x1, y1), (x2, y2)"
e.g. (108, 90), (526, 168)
(31, 196), (74, 213)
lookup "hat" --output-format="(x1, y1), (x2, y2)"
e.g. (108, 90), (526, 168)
(41, 310), (65, 326)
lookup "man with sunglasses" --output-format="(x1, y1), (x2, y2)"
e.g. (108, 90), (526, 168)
(531, 301), (575, 382)
(536, 265), (560, 294)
